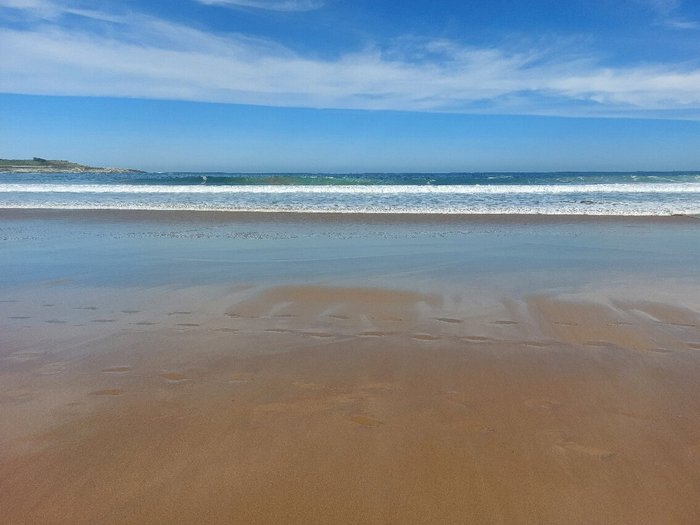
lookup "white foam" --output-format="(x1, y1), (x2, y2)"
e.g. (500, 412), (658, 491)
(0, 202), (696, 216)
(1, 183), (700, 194)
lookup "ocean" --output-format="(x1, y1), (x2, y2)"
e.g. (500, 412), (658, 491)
(1, 171), (699, 215)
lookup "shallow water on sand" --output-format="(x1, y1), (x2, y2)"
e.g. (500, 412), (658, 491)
(2, 211), (700, 524)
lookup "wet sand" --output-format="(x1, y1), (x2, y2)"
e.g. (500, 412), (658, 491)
(1, 211), (700, 524)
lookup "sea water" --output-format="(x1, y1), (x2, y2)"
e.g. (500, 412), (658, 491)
(1, 171), (699, 215)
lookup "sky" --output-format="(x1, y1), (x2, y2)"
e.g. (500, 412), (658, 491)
(1, 0), (700, 172)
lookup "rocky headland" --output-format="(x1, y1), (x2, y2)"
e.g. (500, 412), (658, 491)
(0, 157), (143, 174)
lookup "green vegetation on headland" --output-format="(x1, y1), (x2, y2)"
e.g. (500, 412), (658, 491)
(0, 158), (143, 174)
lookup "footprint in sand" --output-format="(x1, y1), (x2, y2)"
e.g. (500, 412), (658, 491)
(91, 319), (115, 323)
(168, 311), (192, 316)
(553, 321), (578, 327)
(441, 391), (471, 408)
(688, 343), (700, 350)
(327, 314), (350, 320)
(301, 331), (335, 338)
(7, 351), (43, 362)
(687, 444), (700, 459)
(4, 391), (38, 403)
(176, 323), (200, 327)
(411, 333), (441, 341)
(102, 366), (132, 373)
(524, 399), (562, 411)
(360, 383), (398, 393)
(583, 341), (610, 348)
(37, 362), (67, 375)
(524, 341), (550, 348)
(434, 317), (462, 324)
(8, 316), (31, 320)
(292, 381), (325, 391)
(132, 321), (157, 326)
(453, 420), (495, 433)
(493, 320), (519, 325)
(359, 331), (390, 337)
(0, 299), (18, 303)
(555, 441), (614, 459)
(74, 306), (98, 311)
(665, 321), (697, 328)
(648, 348), (673, 354)
(349, 414), (383, 428)
(463, 336), (491, 343)
(90, 389), (124, 396)
(160, 371), (190, 383)
(42, 304), (55, 307)
(215, 328), (238, 333)
(228, 373), (255, 383)
(121, 310), (139, 314)
(45, 319), (67, 324)
(613, 411), (652, 421)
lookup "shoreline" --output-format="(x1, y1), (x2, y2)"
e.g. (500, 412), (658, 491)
(1, 207), (699, 225)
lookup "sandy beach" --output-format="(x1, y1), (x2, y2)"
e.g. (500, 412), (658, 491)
(2, 210), (700, 524)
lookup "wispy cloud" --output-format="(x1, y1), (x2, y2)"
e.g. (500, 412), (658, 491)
(2, 1), (700, 118)
(640, 0), (699, 29)
(196, 0), (324, 12)
(0, 0), (49, 8)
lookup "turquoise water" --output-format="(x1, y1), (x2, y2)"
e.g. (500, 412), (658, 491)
(1, 171), (699, 215)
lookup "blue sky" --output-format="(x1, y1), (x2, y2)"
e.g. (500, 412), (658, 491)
(1, 0), (700, 171)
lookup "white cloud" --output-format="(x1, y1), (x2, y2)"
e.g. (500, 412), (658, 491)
(638, 0), (699, 30)
(0, 0), (48, 7)
(1, 1), (700, 118)
(663, 18), (699, 29)
(196, 0), (324, 12)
